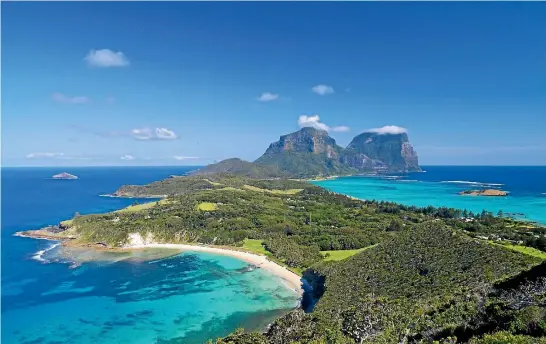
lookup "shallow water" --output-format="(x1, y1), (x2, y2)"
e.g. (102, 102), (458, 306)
(313, 166), (546, 225)
(1, 167), (300, 344)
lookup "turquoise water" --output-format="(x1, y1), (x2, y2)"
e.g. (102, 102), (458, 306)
(1, 167), (300, 344)
(313, 166), (546, 225)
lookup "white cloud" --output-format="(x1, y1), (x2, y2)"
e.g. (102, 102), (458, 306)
(174, 156), (200, 160)
(155, 128), (177, 140)
(26, 152), (64, 159)
(120, 154), (135, 161)
(84, 49), (130, 67)
(52, 93), (90, 104)
(311, 84), (334, 96)
(365, 125), (408, 135)
(331, 125), (350, 132)
(297, 115), (350, 133)
(258, 92), (279, 102)
(131, 127), (177, 141)
(105, 96), (115, 104)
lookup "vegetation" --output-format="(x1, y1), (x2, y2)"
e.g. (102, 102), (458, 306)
(36, 173), (546, 343)
(192, 158), (285, 179)
(320, 245), (375, 261)
(242, 239), (270, 256)
(197, 202), (218, 211)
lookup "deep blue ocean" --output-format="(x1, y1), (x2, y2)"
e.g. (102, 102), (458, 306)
(1, 167), (299, 344)
(2, 166), (545, 344)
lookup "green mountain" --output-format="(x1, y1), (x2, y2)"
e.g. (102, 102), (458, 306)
(191, 158), (284, 179)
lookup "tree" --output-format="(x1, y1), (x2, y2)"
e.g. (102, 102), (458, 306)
(497, 209), (504, 218)
(387, 219), (403, 232)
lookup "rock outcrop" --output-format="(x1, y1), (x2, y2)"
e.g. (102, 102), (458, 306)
(254, 127), (421, 177)
(459, 189), (508, 197)
(52, 172), (78, 180)
(344, 132), (420, 172)
(255, 127), (356, 178)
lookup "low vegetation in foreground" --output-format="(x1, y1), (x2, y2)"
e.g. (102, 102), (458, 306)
(22, 173), (546, 343)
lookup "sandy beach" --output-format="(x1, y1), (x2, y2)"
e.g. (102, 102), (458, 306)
(128, 243), (304, 295)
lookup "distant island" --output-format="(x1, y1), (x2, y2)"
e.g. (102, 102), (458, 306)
(459, 189), (508, 197)
(17, 127), (546, 344)
(52, 172), (78, 180)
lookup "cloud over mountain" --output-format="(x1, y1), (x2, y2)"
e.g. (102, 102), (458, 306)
(365, 125), (408, 135)
(297, 115), (349, 133)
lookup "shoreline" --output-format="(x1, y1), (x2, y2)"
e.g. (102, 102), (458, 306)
(127, 243), (304, 295)
(15, 229), (304, 295)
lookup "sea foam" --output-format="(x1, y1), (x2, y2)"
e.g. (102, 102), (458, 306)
(32, 243), (61, 263)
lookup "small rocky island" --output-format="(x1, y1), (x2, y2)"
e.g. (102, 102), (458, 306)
(52, 172), (78, 180)
(459, 189), (508, 197)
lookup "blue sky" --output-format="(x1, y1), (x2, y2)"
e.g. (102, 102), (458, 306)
(2, 2), (545, 166)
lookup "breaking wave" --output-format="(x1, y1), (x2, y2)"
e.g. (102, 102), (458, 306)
(440, 180), (504, 187)
(32, 243), (61, 263)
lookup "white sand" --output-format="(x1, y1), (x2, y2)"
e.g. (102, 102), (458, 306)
(128, 243), (304, 295)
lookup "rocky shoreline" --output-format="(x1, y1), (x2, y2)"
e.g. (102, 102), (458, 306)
(459, 189), (508, 196)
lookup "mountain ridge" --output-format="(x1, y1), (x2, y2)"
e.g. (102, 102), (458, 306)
(194, 126), (421, 178)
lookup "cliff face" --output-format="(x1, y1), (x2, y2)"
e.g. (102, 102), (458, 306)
(255, 127), (355, 178)
(260, 127), (343, 158)
(345, 132), (421, 172)
(255, 127), (421, 177)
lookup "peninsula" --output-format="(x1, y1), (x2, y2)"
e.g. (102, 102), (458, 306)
(18, 127), (546, 344)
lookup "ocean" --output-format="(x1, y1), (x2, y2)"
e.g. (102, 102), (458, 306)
(1, 167), (300, 344)
(313, 166), (546, 225)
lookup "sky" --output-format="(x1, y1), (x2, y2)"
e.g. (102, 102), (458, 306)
(2, 2), (545, 167)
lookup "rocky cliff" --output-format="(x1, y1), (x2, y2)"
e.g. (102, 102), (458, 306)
(255, 127), (420, 177)
(198, 127), (421, 179)
(254, 127), (356, 178)
(345, 132), (421, 172)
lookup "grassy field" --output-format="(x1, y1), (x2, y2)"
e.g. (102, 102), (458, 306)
(491, 242), (546, 259)
(242, 239), (270, 255)
(204, 179), (223, 186)
(197, 202), (218, 211)
(243, 185), (303, 195)
(60, 219), (74, 226)
(115, 199), (171, 214)
(320, 245), (378, 261)
(217, 187), (244, 192)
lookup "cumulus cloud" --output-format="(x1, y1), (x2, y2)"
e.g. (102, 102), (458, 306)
(297, 115), (350, 133)
(173, 156), (200, 160)
(84, 49), (130, 67)
(120, 154), (135, 161)
(131, 128), (178, 141)
(258, 92), (279, 102)
(52, 93), (90, 104)
(26, 152), (64, 159)
(311, 84), (334, 96)
(365, 125), (408, 135)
